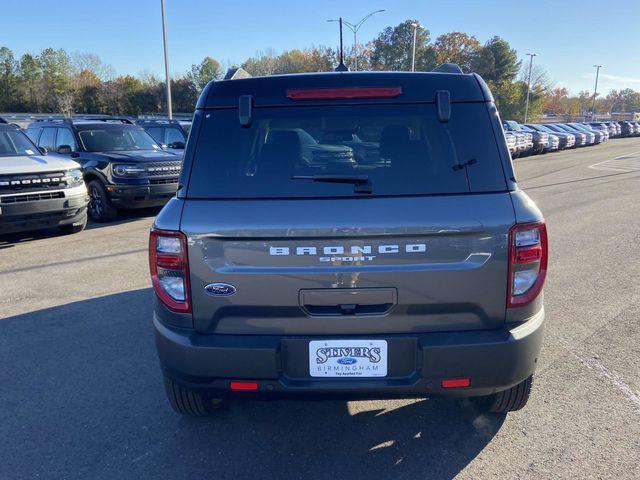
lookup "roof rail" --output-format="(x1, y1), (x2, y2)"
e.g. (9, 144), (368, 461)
(34, 117), (74, 124)
(135, 118), (181, 125)
(432, 63), (464, 74)
(34, 116), (135, 125)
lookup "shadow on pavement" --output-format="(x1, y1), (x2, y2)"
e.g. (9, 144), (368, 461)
(85, 207), (161, 230)
(0, 207), (159, 248)
(0, 289), (505, 479)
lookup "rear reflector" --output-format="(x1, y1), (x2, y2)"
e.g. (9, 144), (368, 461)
(287, 86), (402, 100)
(441, 378), (471, 388)
(230, 381), (259, 391)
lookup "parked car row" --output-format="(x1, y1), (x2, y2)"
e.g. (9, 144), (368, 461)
(0, 116), (189, 236)
(502, 119), (640, 158)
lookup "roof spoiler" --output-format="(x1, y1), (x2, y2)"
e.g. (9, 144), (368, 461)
(432, 63), (463, 74)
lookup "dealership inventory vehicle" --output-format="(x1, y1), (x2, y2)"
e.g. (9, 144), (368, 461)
(545, 123), (586, 147)
(151, 68), (548, 416)
(526, 124), (575, 149)
(0, 118), (88, 235)
(503, 120), (548, 154)
(135, 118), (188, 156)
(26, 117), (182, 222)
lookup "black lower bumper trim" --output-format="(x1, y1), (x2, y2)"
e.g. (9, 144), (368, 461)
(155, 309), (544, 400)
(0, 194), (88, 235)
(108, 182), (177, 209)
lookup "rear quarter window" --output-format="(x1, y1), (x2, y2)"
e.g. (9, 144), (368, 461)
(186, 103), (507, 199)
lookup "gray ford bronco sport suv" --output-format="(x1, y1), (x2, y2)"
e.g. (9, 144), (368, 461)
(150, 66), (548, 416)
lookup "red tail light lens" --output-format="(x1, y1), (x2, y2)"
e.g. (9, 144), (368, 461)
(149, 229), (191, 313)
(287, 86), (402, 100)
(507, 222), (548, 308)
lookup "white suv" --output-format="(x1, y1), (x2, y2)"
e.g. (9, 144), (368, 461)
(0, 119), (88, 235)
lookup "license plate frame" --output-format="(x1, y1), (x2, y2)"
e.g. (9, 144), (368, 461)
(309, 339), (388, 378)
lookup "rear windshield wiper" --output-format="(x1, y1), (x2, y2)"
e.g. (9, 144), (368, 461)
(291, 174), (372, 193)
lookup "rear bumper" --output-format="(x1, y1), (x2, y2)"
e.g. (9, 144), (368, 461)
(155, 308), (544, 400)
(108, 181), (178, 209)
(0, 186), (88, 235)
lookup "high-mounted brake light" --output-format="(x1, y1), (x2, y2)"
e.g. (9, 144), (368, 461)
(286, 86), (402, 100)
(149, 229), (191, 313)
(507, 222), (548, 308)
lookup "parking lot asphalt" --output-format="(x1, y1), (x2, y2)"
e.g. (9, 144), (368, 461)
(1, 138), (639, 480)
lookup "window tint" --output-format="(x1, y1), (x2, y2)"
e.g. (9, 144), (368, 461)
(56, 128), (77, 151)
(165, 127), (185, 145)
(38, 127), (57, 151)
(78, 127), (160, 152)
(25, 127), (42, 143)
(0, 130), (39, 157)
(145, 127), (164, 143)
(187, 103), (506, 199)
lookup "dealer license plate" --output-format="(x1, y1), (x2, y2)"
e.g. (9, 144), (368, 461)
(309, 339), (388, 378)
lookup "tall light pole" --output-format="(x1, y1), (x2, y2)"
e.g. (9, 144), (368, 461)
(524, 52), (537, 123)
(592, 64), (603, 117)
(411, 23), (420, 72)
(328, 10), (385, 71)
(160, 0), (172, 119)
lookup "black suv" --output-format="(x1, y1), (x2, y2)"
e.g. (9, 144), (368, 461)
(135, 119), (188, 156)
(26, 117), (182, 222)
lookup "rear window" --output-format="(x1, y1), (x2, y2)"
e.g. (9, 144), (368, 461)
(187, 103), (506, 198)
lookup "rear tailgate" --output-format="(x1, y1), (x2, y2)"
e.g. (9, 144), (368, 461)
(182, 194), (514, 335)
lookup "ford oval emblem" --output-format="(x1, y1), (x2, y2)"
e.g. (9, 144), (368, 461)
(337, 357), (357, 365)
(204, 283), (237, 297)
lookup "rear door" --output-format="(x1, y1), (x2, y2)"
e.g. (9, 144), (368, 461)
(181, 102), (515, 335)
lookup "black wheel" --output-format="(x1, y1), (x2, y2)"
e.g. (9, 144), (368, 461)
(59, 213), (87, 234)
(471, 375), (533, 413)
(87, 180), (117, 222)
(163, 375), (222, 416)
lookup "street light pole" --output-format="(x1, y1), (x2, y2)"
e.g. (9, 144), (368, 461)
(328, 10), (385, 72)
(524, 52), (537, 124)
(592, 64), (603, 117)
(160, 0), (172, 119)
(411, 23), (419, 72)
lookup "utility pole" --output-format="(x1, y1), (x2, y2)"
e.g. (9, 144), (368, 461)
(592, 64), (603, 117)
(328, 10), (385, 72)
(524, 52), (537, 123)
(411, 23), (420, 72)
(327, 17), (349, 71)
(160, 0), (172, 119)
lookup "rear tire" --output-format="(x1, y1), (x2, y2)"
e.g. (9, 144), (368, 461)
(59, 214), (87, 235)
(472, 375), (533, 413)
(88, 180), (117, 222)
(163, 375), (222, 416)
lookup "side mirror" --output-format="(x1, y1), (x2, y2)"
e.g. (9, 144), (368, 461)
(38, 146), (48, 155)
(57, 145), (72, 155)
(168, 141), (185, 149)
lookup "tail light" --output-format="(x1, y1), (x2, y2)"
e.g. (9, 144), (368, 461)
(507, 222), (548, 308)
(149, 229), (191, 313)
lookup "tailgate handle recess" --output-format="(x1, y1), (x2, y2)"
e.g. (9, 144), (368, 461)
(300, 288), (397, 317)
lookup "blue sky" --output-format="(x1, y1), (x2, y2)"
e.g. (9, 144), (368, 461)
(4, 0), (640, 94)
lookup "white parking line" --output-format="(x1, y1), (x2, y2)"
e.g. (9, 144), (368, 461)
(574, 353), (640, 413)
(590, 149), (640, 172)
